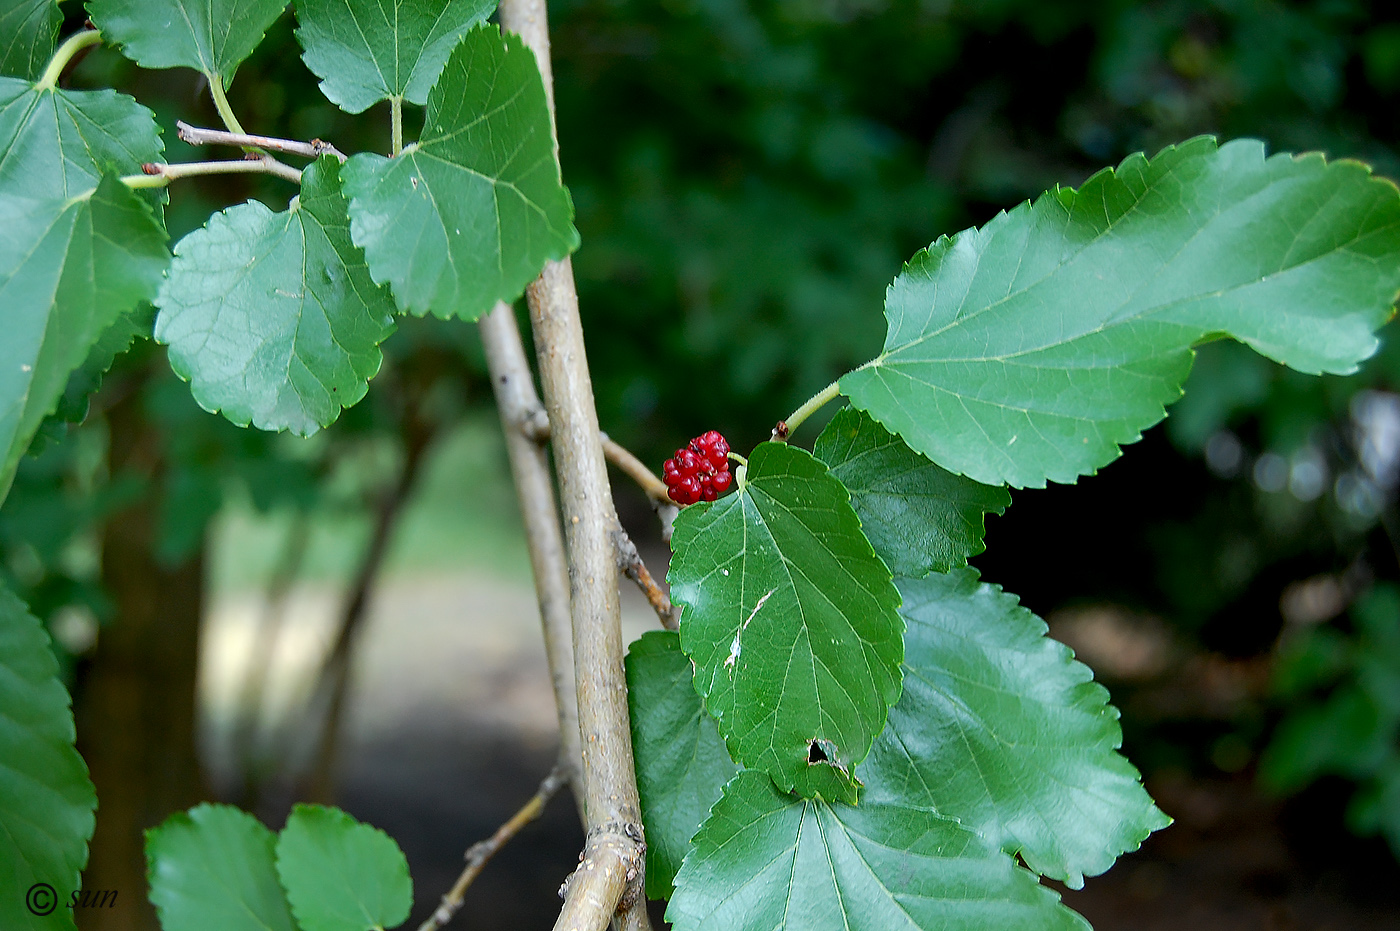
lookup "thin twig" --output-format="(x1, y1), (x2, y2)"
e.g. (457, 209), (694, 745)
(176, 120), (345, 161)
(418, 766), (567, 931)
(121, 156), (302, 187)
(600, 434), (671, 506)
(613, 525), (679, 631)
(518, 415), (680, 542)
(515, 419), (668, 507)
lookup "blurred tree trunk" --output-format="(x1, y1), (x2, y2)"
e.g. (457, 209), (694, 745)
(75, 382), (207, 931)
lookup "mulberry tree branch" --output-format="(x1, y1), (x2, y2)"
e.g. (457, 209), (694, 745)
(497, 0), (652, 926)
(526, 263), (652, 931)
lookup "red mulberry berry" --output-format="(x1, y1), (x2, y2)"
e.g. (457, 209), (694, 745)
(673, 475), (702, 504)
(663, 430), (735, 505)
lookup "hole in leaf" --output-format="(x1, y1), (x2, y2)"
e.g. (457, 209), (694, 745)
(808, 739), (831, 764)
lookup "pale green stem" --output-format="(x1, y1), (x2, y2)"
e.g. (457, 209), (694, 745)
(36, 29), (103, 91)
(208, 75), (248, 136)
(727, 451), (748, 466)
(391, 96), (404, 157)
(121, 157), (302, 188)
(775, 380), (841, 441)
(120, 173), (172, 190)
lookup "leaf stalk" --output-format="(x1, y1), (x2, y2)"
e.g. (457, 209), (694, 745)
(208, 76), (249, 137)
(774, 380), (841, 442)
(36, 29), (103, 91)
(391, 96), (404, 157)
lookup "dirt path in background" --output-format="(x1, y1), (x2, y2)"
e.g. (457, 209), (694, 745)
(201, 570), (655, 927)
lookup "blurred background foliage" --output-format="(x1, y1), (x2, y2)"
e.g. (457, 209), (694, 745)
(9, 0), (1400, 924)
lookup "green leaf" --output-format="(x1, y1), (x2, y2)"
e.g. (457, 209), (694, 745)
(814, 407), (1010, 577)
(0, 176), (170, 503)
(344, 24), (579, 321)
(667, 771), (1089, 931)
(839, 137), (1400, 488)
(0, 76), (165, 208)
(294, 0), (496, 114)
(1, 0), (61, 80)
(626, 630), (738, 899)
(0, 585), (96, 931)
(275, 804), (412, 931)
(88, 0), (288, 83)
(147, 804), (297, 931)
(155, 156), (395, 435)
(0, 75), (169, 490)
(0, 76), (166, 490)
(669, 441), (903, 804)
(33, 305), (154, 452)
(861, 570), (1170, 889)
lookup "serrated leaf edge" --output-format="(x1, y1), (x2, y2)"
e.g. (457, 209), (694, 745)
(840, 135), (1400, 489)
(892, 569), (1173, 887)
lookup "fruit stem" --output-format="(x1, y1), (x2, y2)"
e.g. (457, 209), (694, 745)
(727, 451), (748, 466)
(599, 433), (670, 505)
(774, 380), (841, 442)
(36, 29), (103, 91)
